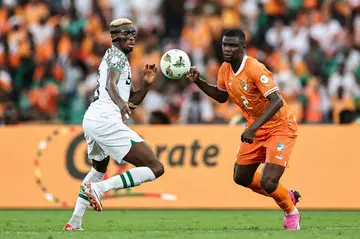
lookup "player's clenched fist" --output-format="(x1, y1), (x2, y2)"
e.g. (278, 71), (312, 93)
(241, 125), (257, 144)
(143, 64), (157, 85)
(185, 67), (200, 82)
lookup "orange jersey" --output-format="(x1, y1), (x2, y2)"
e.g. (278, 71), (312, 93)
(217, 55), (297, 136)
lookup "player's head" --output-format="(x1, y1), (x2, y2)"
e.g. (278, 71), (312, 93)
(222, 29), (246, 63)
(109, 18), (136, 53)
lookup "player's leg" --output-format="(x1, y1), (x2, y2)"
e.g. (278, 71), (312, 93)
(65, 157), (110, 230)
(262, 135), (300, 230)
(260, 163), (291, 205)
(82, 125), (164, 211)
(93, 141), (164, 194)
(234, 142), (272, 195)
(234, 161), (300, 203)
(233, 163), (263, 193)
(234, 141), (300, 208)
(64, 119), (109, 230)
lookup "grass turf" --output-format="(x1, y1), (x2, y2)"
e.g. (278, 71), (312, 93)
(1, 210), (359, 238)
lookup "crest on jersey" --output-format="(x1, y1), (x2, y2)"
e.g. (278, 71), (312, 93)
(260, 75), (269, 84)
(242, 81), (249, 91)
(277, 142), (285, 152)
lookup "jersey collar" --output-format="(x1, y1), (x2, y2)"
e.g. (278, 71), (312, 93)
(232, 55), (248, 76)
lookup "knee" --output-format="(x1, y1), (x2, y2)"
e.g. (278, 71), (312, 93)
(151, 160), (165, 178)
(92, 157), (110, 173)
(260, 176), (279, 193)
(233, 174), (253, 187)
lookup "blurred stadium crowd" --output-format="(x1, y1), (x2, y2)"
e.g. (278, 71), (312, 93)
(0, 0), (359, 126)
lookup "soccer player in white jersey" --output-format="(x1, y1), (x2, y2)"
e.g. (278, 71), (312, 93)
(64, 18), (164, 231)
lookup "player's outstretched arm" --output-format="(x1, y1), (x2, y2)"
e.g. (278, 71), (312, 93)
(185, 67), (228, 103)
(106, 68), (132, 122)
(129, 64), (157, 106)
(241, 91), (283, 144)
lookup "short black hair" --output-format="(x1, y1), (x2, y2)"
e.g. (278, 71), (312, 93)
(223, 29), (246, 42)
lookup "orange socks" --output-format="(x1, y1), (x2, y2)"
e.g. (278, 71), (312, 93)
(247, 172), (295, 214)
(269, 185), (295, 214)
(247, 172), (270, 197)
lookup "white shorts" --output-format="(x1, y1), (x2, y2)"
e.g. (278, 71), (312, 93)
(82, 117), (144, 164)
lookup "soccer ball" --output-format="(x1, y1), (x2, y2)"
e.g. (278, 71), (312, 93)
(160, 49), (191, 79)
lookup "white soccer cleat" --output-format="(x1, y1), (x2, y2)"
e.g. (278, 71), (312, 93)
(82, 183), (103, 212)
(63, 223), (83, 231)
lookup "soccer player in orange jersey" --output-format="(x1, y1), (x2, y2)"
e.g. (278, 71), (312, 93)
(186, 29), (301, 230)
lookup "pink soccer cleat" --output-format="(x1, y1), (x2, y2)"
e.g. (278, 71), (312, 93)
(283, 190), (301, 229)
(82, 183), (103, 212)
(63, 223), (83, 231)
(284, 212), (301, 231)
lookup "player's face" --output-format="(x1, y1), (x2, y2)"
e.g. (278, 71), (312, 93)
(110, 24), (137, 53)
(222, 36), (245, 63)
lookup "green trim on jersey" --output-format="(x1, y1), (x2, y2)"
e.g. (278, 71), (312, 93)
(130, 139), (137, 146)
(109, 66), (121, 73)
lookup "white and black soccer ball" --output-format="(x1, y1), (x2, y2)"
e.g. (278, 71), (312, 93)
(160, 49), (191, 79)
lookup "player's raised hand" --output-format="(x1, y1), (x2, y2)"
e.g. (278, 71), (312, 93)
(241, 125), (258, 144)
(185, 67), (200, 82)
(143, 64), (157, 85)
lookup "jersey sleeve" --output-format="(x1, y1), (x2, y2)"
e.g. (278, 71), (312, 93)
(249, 59), (278, 98)
(105, 48), (127, 73)
(217, 64), (227, 92)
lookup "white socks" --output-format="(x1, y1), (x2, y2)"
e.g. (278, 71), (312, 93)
(287, 207), (299, 216)
(95, 167), (156, 194)
(68, 167), (104, 228)
(68, 167), (156, 228)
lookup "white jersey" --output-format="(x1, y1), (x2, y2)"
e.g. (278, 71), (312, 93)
(84, 45), (132, 122)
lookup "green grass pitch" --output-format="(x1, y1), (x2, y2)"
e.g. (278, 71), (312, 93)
(1, 210), (359, 238)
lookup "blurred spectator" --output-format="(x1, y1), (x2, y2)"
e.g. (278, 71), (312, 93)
(328, 62), (360, 99)
(2, 102), (19, 125)
(282, 21), (309, 62)
(265, 19), (291, 49)
(180, 85), (214, 124)
(309, 10), (342, 55)
(141, 81), (166, 124)
(339, 109), (355, 124)
(332, 86), (355, 124)
(149, 110), (171, 124)
(318, 77), (332, 123)
(304, 76), (323, 123)
(0, 0), (359, 125)
(355, 98), (360, 124)
(131, 0), (163, 30)
(162, 0), (185, 39)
